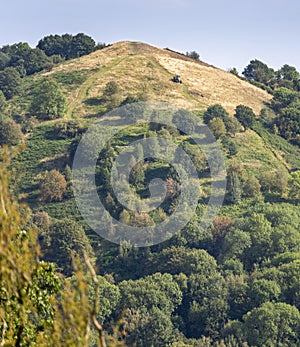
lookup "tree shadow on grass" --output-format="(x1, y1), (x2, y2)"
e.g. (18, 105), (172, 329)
(84, 97), (105, 106)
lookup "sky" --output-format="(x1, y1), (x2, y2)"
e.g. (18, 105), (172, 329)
(1, 0), (299, 74)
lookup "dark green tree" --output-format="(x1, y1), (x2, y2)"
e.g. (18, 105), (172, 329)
(248, 279), (281, 308)
(0, 51), (10, 70)
(0, 67), (22, 99)
(242, 59), (275, 85)
(186, 51), (200, 61)
(6, 42), (52, 75)
(272, 87), (299, 111)
(69, 33), (96, 58)
(0, 90), (6, 112)
(42, 218), (95, 277)
(226, 171), (242, 204)
(203, 104), (229, 124)
(277, 64), (300, 88)
(234, 105), (256, 130)
(37, 33), (95, 59)
(275, 107), (300, 141)
(243, 302), (300, 347)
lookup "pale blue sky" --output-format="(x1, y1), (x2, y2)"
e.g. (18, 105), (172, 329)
(1, 0), (299, 73)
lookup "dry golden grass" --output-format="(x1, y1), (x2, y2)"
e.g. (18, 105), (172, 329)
(45, 41), (271, 116)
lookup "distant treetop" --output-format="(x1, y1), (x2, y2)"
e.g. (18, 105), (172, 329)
(37, 33), (97, 60)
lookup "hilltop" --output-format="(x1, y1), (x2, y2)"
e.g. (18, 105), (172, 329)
(44, 41), (271, 116)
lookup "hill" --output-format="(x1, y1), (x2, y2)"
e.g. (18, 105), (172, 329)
(10, 40), (298, 203)
(1, 38), (300, 346)
(43, 41), (271, 116)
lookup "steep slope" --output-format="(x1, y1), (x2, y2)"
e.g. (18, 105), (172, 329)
(13, 40), (300, 217)
(45, 41), (271, 117)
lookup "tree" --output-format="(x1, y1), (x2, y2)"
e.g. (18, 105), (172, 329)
(118, 272), (182, 316)
(234, 105), (256, 130)
(125, 307), (177, 347)
(69, 33), (96, 58)
(0, 149), (107, 347)
(248, 279), (281, 308)
(37, 33), (96, 60)
(0, 90), (6, 112)
(103, 81), (119, 97)
(0, 118), (23, 146)
(33, 211), (51, 231)
(203, 104), (229, 124)
(277, 64), (300, 89)
(42, 218), (95, 276)
(187, 273), (229, 338)
(260, 170), (288, 195)
(0, 67), (22, 99)
(156, 247), (218, 276)
(242, 59), (275, 85)
(243, 176), (261, 198)
(289, 170), (300, 200)
(30, 79), (67, 119)
(103, 81), (120, 110)
(186, 51), (200, 61)
(272, 87), (299, 111)
(40, 169), (67, 202)
(37, 34), (66, 57)
(0, 51), (10, 70)
(221, 137), (238, 157)
(8, 45), (52, 75)
(275, 107), (300, 141)
(0, 150), (60, 346)
(208, 118), (226, 139)
(226, 171), (242, 204)
(221, 228), (252, 261)
(118, 272), (182, 345)
(243, 302), (300, 347)
(229, 67), (239, 76)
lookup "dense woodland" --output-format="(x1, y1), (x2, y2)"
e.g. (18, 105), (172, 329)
(0, 34), (300, 347)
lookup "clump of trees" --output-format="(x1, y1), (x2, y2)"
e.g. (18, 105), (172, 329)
(0, 42), (53, 77)
(242, 59), (300, 145)
(186, 51), (200, 61)
(203, 104), (242, 136)
(37, 33), (98, 60)
(0, 33), (104, 80)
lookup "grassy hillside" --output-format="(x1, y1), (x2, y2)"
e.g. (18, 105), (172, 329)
(42, 41), (272, 116)
(9, 42), (297, 208)
(3, 39), (300, 347)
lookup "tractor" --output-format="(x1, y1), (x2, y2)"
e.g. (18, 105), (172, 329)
(171, 74), (182, 83)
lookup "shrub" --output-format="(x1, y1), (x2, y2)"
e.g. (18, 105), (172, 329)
(0, 118), (23, 145)
(33, 211), (51, 231)
(53, 120), (81, 139)
(40, 169), (67, 202)
(208, 118), (226, 139)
